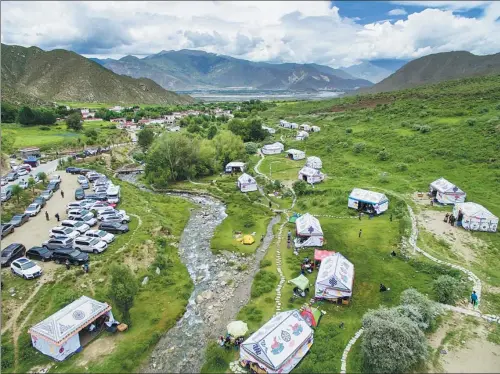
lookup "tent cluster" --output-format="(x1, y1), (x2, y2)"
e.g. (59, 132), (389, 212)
(348, 188), (389, 215)
(279, 120), (299, 129)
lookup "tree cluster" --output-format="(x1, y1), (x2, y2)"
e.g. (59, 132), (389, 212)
(1, 104), (57, 125)
(227, 118), (267, 142)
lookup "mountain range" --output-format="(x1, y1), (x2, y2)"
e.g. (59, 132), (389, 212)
(91, 50), (375, 92)
(1, 44), (194, 106)
(363, 51), (500, 93)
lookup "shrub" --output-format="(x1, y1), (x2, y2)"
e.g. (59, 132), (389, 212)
(496, 104), (500, 110)
(433, 275), (461, 305)
(260, 259), (272, 268)
(245, 142), (258, 155)
(479, 108), (489, 114)
(400, 288), (441, 331)
(411, 124), (422, 131)
(379, 172), (390, 184)
(400, 121), (410, 127)
(419, 125), (431, 133)
(345, 128), (353, 134)
(353, 142), (366, 154)
(273, 180), (282, 190)
(251, 270), (278, 297)
(466, 118), (476, 126)
(396, 163), (408, 171)
(293, 180), (308, 195)
(377, 151), (390, 161)
(39, 126), (51, 131)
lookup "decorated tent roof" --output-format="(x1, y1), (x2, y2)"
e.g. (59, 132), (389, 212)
(305, 156), (322, 169)
(430, 177), (465, 195)
(314, 249), (335, 262)
(238, 173), (256, 184)
(297, 131), (309, 137)
(316, 253), (354, 293)
(454, 202), (497, 220)
(299, 166), (324, 177)
(286, 149), (305, 156)
(295, 213), (323, 236)
(241, 310), (313, 371)
(263, 142), (284, 150)
(226, 161), (246, 168)
(349, 188), (388, 204)
(29, 296), (111, 345)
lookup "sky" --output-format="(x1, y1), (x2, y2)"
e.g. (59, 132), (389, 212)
(1, 1), (500, 68)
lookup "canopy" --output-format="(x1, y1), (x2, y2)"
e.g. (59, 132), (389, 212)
(227, 321), (249, 338)
(295, 213), (323, 237)
(314, 249), (335, 262)
(430, 177), (466, 204)
(289, 274), (310, 291)
(289, 213), (301, 223)
(29, 296), (111, 345)
(315, 253), (354, 299)
(430, 177), (465, 194)
(305, 157), (322, 169)
(240, 310), (313, 373)
(300, 307), (322, 328)
(348, 188), (388, 204)
(242, 235), (255, 245)
(298, 166), (323, 177)
(226, 162), (245, 168)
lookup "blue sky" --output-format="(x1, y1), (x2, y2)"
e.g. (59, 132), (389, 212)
(1, 1), (499, 68)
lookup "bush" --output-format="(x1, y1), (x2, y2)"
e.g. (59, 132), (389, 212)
(379, 172), (390, 184)
(245, 142), (258, 155)
(345, 128), (353, 134)
(377, 151), (390, 161)
(273, 180), (282, 190)
(293, 180), (308, 195)
(433, 275), (461, 305)
(466, 118), (476, 126)
(479, 108), (489, 114)
(419, 125), (431, 133)
(251, 270), (278, 297)
(400, 288), (441, 331)
(400, 121), (410, 127)
(260, 259), (272, 268)
(39, 126), (51, 131)
(396, 163), (408, 172)
(353, 142), (366, 154)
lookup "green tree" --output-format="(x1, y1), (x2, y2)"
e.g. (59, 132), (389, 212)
(85, 128), (98, 139)
(10, 184), (24, 204)
(107, 265), (138, 326)
(246, 118), (266, 142)
(1, 130), (16, 155)
(433, 275), (461, 305)
(137, 127), (155, 152)
(207, 125), (218, 140)
(37, 172), (47, 184)
(66, 112), (83, 131)
(17, 106), (36, 125)
(1, 102), (18, 123)
(292, 180), (308, 195)
(27, 177), (36, 194)
(212, 130), (246, 168)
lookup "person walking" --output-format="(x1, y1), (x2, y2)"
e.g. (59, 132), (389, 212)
(358, 212), (362, 221)
(269, 201), (272, 209)
(45, 211), (49, 221)
(82, 262), (89, 273)
(55, 213), (60, 222)
(60, 190), (65, 198)
(444, 213), (449, 223)
(390, 214), (393, 222)
(471, 290), (478, 308)
(65, 259), (71, 270)
(358, 229), (362, 238)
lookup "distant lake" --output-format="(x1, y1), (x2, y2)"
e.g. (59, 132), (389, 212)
(178, 90), (344, 102)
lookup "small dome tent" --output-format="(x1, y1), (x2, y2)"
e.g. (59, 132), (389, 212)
(262, 142), (284, 155)
(453, 202), (498, 232)
(429, 177), (466, 204)
(237, 173), (258, 192)
(294, 213), (324, 248)
(286, 149), (305, 161)
(305, 156), (322, 169)
(348, 188), (389, 215)
(296, 131), (309, 141)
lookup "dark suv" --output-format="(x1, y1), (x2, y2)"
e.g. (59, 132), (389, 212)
(1, 243), (26, 267)
(51, 248), (89, 265)
(47, 181), (61, 192)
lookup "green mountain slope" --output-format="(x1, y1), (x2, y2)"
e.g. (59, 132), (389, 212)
(1, 44), (194, 105)
(95, 49), (373, 91)
(363, 51), (500, 93)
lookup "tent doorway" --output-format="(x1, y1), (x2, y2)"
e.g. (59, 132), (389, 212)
(302, 175), (308, 182)
(78, 314), (108, 347)
(357, 202), (375, 214)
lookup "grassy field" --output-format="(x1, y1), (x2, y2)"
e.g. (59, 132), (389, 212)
(1, 168), (194, 373)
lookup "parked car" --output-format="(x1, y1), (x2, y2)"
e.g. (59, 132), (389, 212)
(25, 203), (41, 217)
(75, 187), (85, 200)
(1, 224), (15, 238)
(67, 208), (93, 217)
(26, 246), (53, 262)
(51, 248), (89, 265)
(97, 208), (127, 220)
(77, 175), (88, 184)
(66, 167), (81, 174)
(84, 193), (107, 201)
(42, 237), (75, 250)
(7, 172), (18, 181)
(28, 174), (40, 184)
(89, 201), (113, 211)
(10, 258), (42, 279)
(50, 174), (62, 183)
(40, 190), (54, 200)
(61, 220), (90, 234)
(73, 236), (107, 254)
(68, 212), (97, 226)
(34, 196), (47, 208)
(49, 226), (80, 240)
(47, 181), (61, 192)
(81, 180), (90, 190)
(87, 172), (100, 182)
(84, 229), (115, 244)
(79, 168), (92, 175)
(1, 177), (8, 186)
(17, 180), (29, 189)
(66, 202), (87, 212)
(17, 168), (28, 177)
(1, 243), (26, 267)
(20, 164), (32, 172)
(9, 214), (30, 227)
(99, 221), (129, 234)
(101, 214), (131, 224)
(1, 189), (12, 202)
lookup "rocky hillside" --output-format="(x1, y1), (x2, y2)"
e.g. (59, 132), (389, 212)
(362, 51), (500, 93)
(1, 44), (194, 105)
(93, 49), (373, 92)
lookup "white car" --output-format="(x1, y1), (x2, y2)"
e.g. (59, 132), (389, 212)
(61, 220), (90, 234)
(50, 174), (62, 183)
(66, 201), (86, 212)
(89, 202), (113, 211)
(25, 203), (41, 217)
(67, 208), (93, 218)
(77, 175), (88, 185)
(95, 186), (107, 195)
(84, 229), (115, 244)
(101, 214), (131, 224)
(49, 226), (80, 240)
(10, 258), (43, 279)
(97, 209), (127, 220)
(68, 213), (97, 227)
(17, 168), (28, 176)
(73, 236), (108, 254)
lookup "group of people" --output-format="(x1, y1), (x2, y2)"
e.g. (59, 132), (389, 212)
(443, 213), (457, 226)
(300, 258), (313, 275)
(218, 334), (244, 349)
(44, 190), (64, 222)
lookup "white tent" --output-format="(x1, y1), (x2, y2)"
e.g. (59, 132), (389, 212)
(295, 213), (324, 248)
(453, 202), (498, 232)
(225, 161), (246, 173)
(240, 310), (314, 374)
(262, 142), (284, 155)
(429, 177), (466, 204)
(237, 173), (258, 192)
(296, 131), (309, 141)
(298, 167), (325, 184)
(305, 156), (322, 169)
(290, 123), (299, 129)
(286, 149), (305, 161)
(311, 126), (321, 133)
(315, 253), (354, 300)
(29, 296), (114, 361)
(348, 188), (389, 215)
(262, 126), (276, 134)
(300, 124), (311, 132)
(279, 120), (290, 128)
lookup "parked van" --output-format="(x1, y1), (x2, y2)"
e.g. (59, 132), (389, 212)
(106, 185), (121, 204)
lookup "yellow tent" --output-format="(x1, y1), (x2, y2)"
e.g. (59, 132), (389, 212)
(242, 235), (255, 245)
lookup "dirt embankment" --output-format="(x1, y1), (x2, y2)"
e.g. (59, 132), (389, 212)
(330, 97), (394, 112)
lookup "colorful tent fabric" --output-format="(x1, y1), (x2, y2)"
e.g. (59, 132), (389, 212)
(289, 213), (301, 223)
(227, 321), (249, 338)
(315, 253), (354, 299)
(453, 202), (498, 232)
(314, 250), (335, 262)
(295, 213), (323, 237)
(429, 177), (466, 204)
(289, 274), (310, 291)
(237, 173), (258, 192)
(240, 310), (314, 374)
(300, 307), (322, 328)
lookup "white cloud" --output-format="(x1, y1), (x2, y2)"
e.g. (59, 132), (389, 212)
(388, 8), (407, 16)
(1, 1), (499, 68)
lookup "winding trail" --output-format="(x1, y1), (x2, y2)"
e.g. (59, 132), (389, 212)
(116, 213), (143, 253)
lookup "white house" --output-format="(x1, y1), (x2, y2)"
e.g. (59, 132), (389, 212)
(300, 124), (311, 132)
(429, 177), (466, 205)
(28, 296), (115, 361)
(164, 115), (176, 125)
(453, 202), (498, 232)
(348, 188), (389, 215)
(286, 149), (306, 161)
(298, 166), (325, 184)
(296, 131), (309, 141)
(237, 173), (258, 192)
(306, 156), (322, 169)
(311, 126), (321, 132)
(109, 106), (123, 113)
(262, 142), (284, 155)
